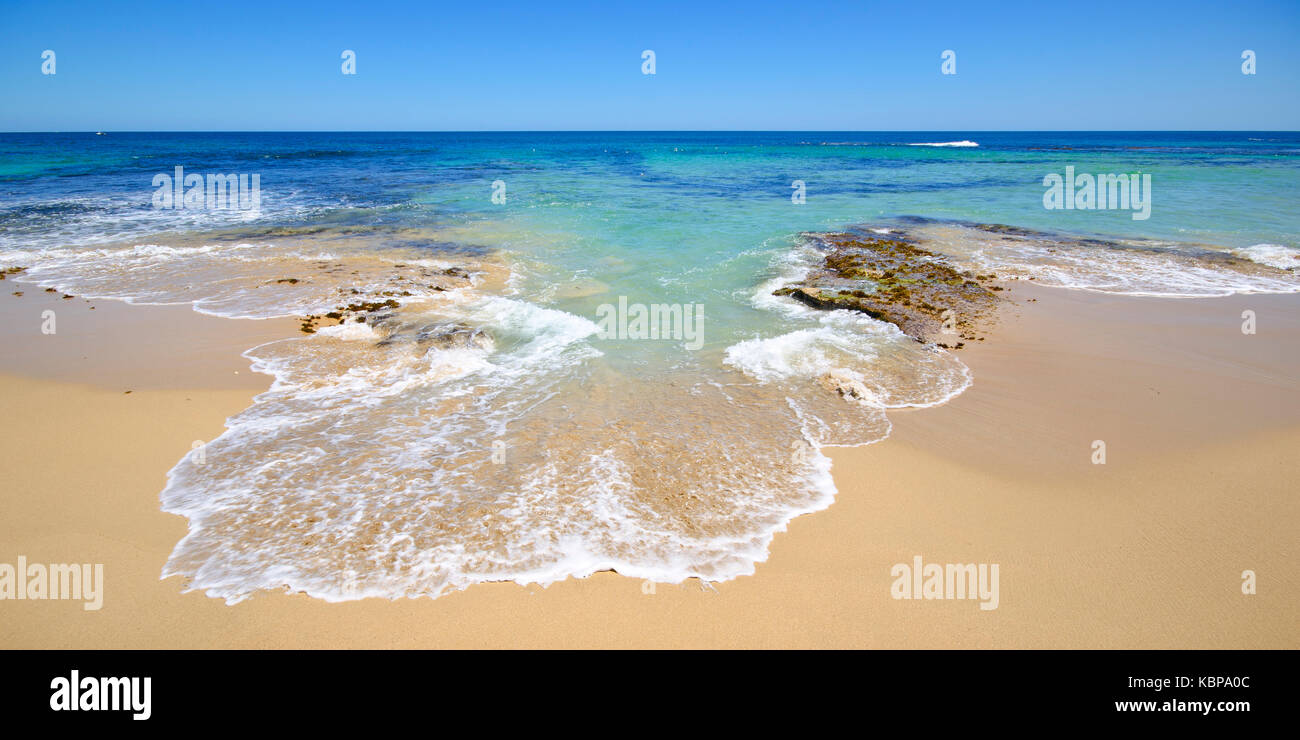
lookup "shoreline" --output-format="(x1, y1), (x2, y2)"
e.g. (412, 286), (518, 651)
(1, 281), (1296, 648)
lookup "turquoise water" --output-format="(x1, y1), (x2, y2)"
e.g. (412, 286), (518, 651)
(5, 131), (1299, 245)
(2, 132), (1297, 601)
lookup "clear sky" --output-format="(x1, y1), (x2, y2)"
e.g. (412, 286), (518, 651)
(1, 0), (1297, 131)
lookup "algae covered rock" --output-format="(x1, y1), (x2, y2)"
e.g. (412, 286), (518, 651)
(773, 229), (999, 344)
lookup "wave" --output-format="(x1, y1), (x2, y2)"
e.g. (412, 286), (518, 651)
(724, 323), (972, 410)
(1232, 243), (1300, 272)
(906, 140), (979, 147)
(803, 140), (980, 148)
(892, 222), (1300, 298)
(0, 241), (475, 319)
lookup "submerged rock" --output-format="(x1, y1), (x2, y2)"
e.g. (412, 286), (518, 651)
(416, 324), (493, 351)
(970, 222), (1045, 237)
(377, 321), (492, 351)
(365, 311), (398, 327)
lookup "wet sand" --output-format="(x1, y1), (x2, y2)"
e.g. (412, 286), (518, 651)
(1, 283), (1296, 648)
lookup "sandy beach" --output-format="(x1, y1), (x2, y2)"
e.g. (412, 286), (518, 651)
(2, 281), (1295, 649)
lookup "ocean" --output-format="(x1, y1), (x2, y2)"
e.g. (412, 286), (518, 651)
(2, 131), (1297, 601)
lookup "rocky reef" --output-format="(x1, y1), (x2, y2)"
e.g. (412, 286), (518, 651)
(773, 229), (1001, 346)
(294, 265), (475, 334)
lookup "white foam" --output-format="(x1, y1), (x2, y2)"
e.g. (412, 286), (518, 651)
(1233, 243), (1300, 271)
(917, 225), (1300, 298)
(2, 241), (471, 319)
(907, 140), (979, 147)
(969, 246), (1300, 297)
(726, 328), (874, 386)
(314, 322), (380, 340)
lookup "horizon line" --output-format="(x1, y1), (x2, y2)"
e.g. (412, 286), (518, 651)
(4, 129), (1299, 135)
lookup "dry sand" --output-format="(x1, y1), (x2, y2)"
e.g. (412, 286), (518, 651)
(0, 283), (1295, 648)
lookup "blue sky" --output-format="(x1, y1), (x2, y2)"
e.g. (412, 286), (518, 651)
(1, 0), (1297, 131)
